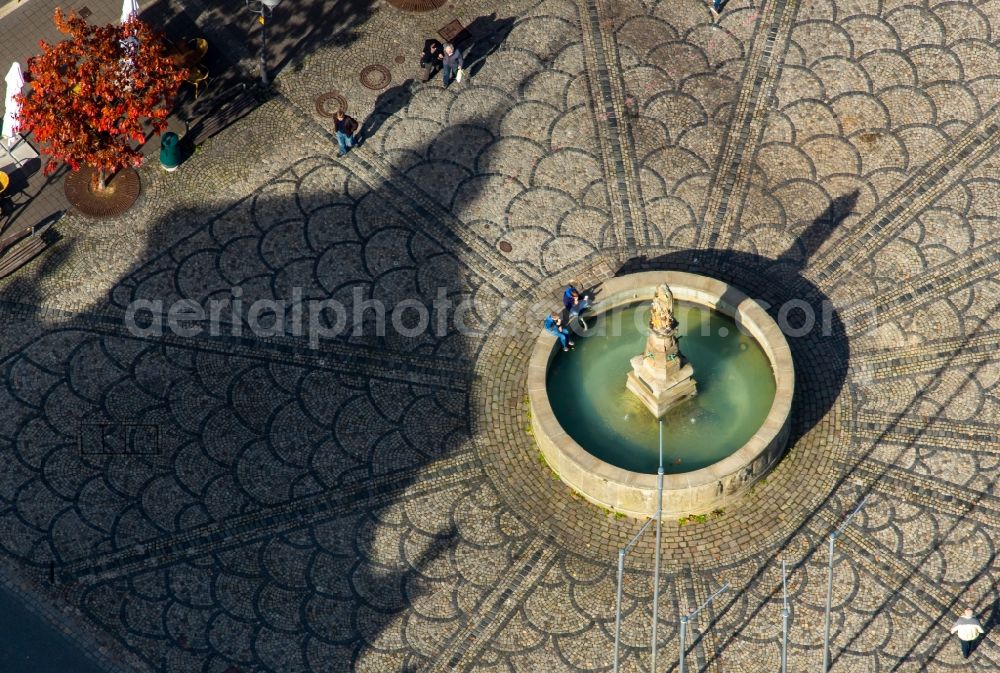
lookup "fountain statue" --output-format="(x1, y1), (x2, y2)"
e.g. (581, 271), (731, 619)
(625, 283), (698, 417)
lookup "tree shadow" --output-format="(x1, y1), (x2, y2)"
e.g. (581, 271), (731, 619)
(181, 81), (267, 147)
(244, 0), (375, 76)
(0, 64), (525, 672)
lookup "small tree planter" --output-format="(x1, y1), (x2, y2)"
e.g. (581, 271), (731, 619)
(64, 165), (141, 218)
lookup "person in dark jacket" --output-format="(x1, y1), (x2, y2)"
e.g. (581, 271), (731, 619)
(420, 38), (443, 82)
(334, 110), (359, 157)
(563, 285), (591, 330)
(441, 43), (464, 87)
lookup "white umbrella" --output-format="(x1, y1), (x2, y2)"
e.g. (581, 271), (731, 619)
(121, 0), (139, 23)
(2, 62), (24, 146)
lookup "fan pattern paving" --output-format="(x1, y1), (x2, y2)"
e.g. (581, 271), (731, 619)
(0, 0), (997, 671)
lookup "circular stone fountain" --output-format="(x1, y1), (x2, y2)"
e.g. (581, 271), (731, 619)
(527, 271), (794, 518)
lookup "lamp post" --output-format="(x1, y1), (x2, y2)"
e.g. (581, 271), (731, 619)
(679, 583), (730, 673)
(246, 0), (281, 87)
(612, 420), (665, 673)
(651, 420), (664, 671)
(822, 495), (869, 673)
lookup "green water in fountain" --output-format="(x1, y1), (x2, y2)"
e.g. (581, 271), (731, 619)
(546, 301), (777, 474)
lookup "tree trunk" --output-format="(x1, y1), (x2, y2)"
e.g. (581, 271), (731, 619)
(96, 168), (107, 191)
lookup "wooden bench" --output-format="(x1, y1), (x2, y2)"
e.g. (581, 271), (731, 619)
(0, 219), (59, 279)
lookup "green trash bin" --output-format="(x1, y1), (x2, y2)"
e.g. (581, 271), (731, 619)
(160, 132), (181, 172)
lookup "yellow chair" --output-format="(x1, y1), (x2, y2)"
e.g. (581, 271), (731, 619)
(0, 170), (8, 195)
(187, 38), (208, 64)
(186, 64), (209, 99)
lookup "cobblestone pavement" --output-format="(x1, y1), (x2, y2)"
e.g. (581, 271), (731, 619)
(0, 0), (998, 671)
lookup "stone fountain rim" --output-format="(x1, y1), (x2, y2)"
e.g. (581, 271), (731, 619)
(527, 270), (794, 496)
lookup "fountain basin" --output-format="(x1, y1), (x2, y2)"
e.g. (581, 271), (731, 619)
(528, 272), (794, 518)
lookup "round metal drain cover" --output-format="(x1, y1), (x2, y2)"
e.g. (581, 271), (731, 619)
(386, 0), (447, 11)
(360, 64), (391, 90)
(315, 91), (348, 118)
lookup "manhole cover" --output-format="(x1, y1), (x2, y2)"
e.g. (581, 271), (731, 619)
(78, 6), (92, 19)
(315, 91), (348, 118)
(386, 0), (447, 11)
(359, 64), (391, 90)
(498, 241), (513, 253)
(64, 166), (140, 218)
(394, 54), (406, 64)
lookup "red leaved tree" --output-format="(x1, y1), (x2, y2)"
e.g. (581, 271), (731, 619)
(17, 9), (188, 190)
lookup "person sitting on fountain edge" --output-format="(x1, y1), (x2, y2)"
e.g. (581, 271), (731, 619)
(563, 285), (591, 330)
(545, 312), (575, 351)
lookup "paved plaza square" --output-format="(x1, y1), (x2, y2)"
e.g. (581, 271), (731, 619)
(0, 0), (998, 671)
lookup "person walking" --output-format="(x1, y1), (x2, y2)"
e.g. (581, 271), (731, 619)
(951, 608), (984, 659)
(420, 38), (443, 82)
(334, 110), (359, 157)
(710, 0), (723, 16)
(563, 285), (591, 330)
(441, 43), (464, 87)
(545, 312), (574, 351)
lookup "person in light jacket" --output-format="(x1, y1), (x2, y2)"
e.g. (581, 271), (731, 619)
(441, 43), (464, 87)
(950, 608), (984, 659)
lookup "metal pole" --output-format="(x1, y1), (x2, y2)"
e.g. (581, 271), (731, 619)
(781, 559), (789, 673)
(613, 549), (625, 673)
(611, 517), (655, 673)
(658, 419), (663, 468)
(678, 583), (730, 673)
(259, 9), (269, 87)
(679, 614), (688, 673)
(651, 466), (664, 671)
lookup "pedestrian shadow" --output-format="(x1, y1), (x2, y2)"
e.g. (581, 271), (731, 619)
(359, 79), (415, 144)
(462, 13), (516, 78)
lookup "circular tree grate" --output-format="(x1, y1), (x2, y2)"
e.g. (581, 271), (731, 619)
(359, 64), (391, 90)
(386, 0), (447, 11)
(64, 166), (141, 218)
(315, 91), (348, 118)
